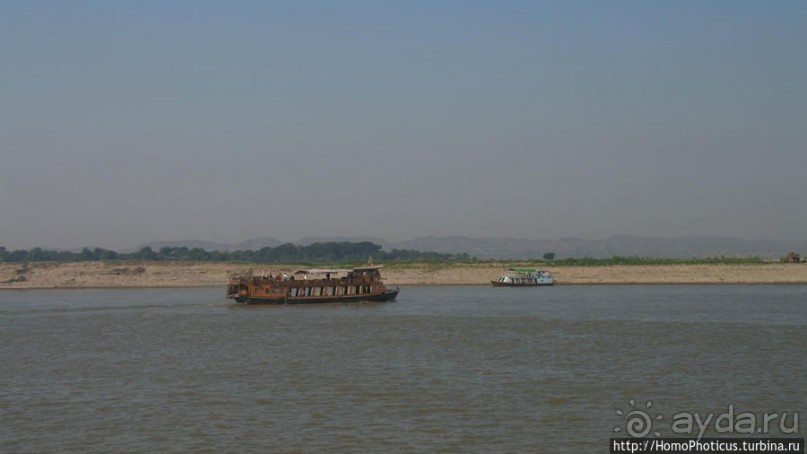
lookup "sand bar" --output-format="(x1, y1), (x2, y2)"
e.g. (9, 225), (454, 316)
(1, 261), (806, 289)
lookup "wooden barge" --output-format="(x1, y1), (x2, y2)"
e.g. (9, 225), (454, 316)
(227, 265), (399, 304)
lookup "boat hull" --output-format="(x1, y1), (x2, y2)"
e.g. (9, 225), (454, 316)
(490, 280), (554, 287)
(235, 288), (400, 305)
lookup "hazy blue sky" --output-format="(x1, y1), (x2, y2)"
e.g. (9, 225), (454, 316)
(2, 1), (805, 250)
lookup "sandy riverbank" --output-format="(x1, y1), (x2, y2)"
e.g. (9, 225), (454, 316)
(1, 261), (806, 289)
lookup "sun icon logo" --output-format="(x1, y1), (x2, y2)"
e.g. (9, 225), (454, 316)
(614, 400), (663, 438)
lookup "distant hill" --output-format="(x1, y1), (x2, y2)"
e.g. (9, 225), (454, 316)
(394, 235), (807, 259)
(133, 239), (232, 252)
(229, 237), (285, 250)
(134, 235), (807, 260)
(135, 237), (283, 252)
(295, 236), (392, 248)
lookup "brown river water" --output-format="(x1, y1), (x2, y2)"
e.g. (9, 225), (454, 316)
(1, 285), (805, 452)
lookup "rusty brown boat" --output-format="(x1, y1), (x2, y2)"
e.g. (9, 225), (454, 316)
(227, 265), (399, 304)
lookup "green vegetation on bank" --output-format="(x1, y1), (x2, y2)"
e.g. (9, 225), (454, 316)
(0, 243), (774, 266)
(0, 242), (470, 264)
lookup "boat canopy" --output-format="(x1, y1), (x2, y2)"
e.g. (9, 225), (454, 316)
(293, 265), (385, 275)
(508, 268), (538, 273)
(293, 269), (353, 275)
(352, 265), (385, 272)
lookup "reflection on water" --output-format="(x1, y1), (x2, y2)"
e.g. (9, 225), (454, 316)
(1, 285), (805, 452)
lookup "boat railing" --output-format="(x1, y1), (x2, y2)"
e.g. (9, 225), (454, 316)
(235, 274), (381, 288)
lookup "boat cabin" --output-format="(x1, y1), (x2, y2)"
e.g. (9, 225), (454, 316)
(227, 265), (399, 304)
(491, 268), (554, 287)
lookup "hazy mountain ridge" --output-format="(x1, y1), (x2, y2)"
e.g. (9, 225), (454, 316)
(396, 235), (807, 259)
(133, 235), (807, 259)
(134, 237), (284, 253)
(131, 239), (233, 252)
(295, 236), (393, 248)
(230, 237), (285, 250)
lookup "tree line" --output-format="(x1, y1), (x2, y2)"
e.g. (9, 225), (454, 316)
(0, 242), (471, 263)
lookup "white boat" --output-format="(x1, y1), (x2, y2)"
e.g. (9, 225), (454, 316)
(491, 268), (554, 287)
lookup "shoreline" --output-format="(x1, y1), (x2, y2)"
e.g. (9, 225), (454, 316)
(1, 261), (805, 289)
